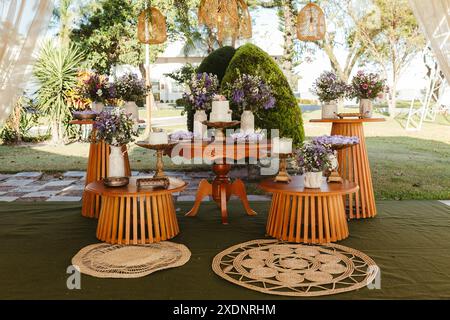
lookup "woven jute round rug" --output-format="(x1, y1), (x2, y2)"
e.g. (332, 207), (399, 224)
(72, 242), (191, 278)
(212, 239), (379, 297)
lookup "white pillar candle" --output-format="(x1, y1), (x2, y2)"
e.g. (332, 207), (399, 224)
(148, 132), (168, 145)
(273, 137), (292, 154)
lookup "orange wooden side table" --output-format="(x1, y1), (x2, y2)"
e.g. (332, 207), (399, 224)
(175, 140), (271, 225)
(70, 120), (131, 218)
(86, 177), (187, 245)
(310, 118), (385, 218)
(259, 176), (358, 244)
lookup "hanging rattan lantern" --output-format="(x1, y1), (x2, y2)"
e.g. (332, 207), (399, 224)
(198, 0), (252, 43)
(137, 7), (167, 44)
(297, 2), (326, 41)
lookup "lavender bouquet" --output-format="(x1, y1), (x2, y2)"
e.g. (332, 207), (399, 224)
(183, 73), (219, 111)
(80, 72), (116, 103)
(92, 109), (137, 146)
(230, 131), (265, 142)
(293, 142), (333, 173)
(115, 73), (148, 103)
(169, 130), (195, 141)
(225, 73), (275, 113)
(311, 71), (348, 103)
(348, 71), (387, 100)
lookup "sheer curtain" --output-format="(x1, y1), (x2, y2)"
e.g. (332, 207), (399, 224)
(409, 0), (450, 83)
(0, 0), (53, 124)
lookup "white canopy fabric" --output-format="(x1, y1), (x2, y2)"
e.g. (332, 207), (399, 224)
(409, 0), (450, 83)
(0, 0), (53, 124)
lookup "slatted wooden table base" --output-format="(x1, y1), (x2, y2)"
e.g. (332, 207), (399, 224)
(310, 118), (385, 219)
(86, 177), (187, 244)
(259, 176), (358, 244)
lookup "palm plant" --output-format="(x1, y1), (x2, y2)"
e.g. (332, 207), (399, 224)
(33, 41), (84, 143)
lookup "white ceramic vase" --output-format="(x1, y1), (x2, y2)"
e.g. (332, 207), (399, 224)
(304, 172), (323, 188)
(321, 102), (338, 119)
(108, 145), (126, 178)
(124, 101), (139, 121)
(91, 102), (104, 113)
(359, 99), (373, 118)
(240, 110), (255, 133)
(193, 110), (207, 139)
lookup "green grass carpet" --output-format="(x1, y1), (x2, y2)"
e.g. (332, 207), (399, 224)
(0, 200), (449, 300)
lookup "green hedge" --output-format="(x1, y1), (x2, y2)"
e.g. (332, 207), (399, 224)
(221, 43), (305, 145)
(186, 47), (237, 131)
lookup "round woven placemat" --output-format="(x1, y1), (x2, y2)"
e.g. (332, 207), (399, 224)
(72, 242), (191, 278)
(212, 239), (379, 297)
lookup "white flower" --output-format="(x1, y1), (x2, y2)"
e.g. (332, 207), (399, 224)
(97, 89), (103, 97)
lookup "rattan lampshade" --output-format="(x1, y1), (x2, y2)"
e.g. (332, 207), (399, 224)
(137, 7), (167, 44)
(297, 2), (326, 41)
(198, 0), (252, 42)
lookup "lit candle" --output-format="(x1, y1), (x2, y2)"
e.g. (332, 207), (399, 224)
(148, 132), (168, 145)
(272, 137), (292, 154)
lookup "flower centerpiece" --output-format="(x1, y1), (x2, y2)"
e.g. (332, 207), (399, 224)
(293, 142), (333, 188)
(92, 109), (138, 178)
(79, 72), (117, 112)
(226, 73), (275, 133)
(183, 72), (219, 138)
(115, 73), (148, 122)
(311, 71), (348, 119)
(348, 71), (387, 118)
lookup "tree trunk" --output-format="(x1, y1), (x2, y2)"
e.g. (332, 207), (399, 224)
(51, 120), (61, 144)
(388, 81), (397, 117)
(280, 0), (297, 90)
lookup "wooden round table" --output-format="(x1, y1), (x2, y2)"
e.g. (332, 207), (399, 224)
(70, 119), (132, 218)
(310, 118), (385, 219)
(86, 177), (187, 245)
(174, 140), (271, 224)
(259, 176), (358, 244)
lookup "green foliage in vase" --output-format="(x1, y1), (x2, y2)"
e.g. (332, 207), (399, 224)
(221, 43), (304, 145)
(33, 41), (85, 143)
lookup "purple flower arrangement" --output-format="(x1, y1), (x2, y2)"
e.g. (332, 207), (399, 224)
(79, 72), (116, 103)
(92, 109), (137, 146)
(226, 73), (275, 112)
(312, 135), (359, 147)
(293, 142), (333, 173)
(311, 71), (348, 103)
(348, 71), (387, 100)
(183, 73), (219, 111)
(115, 73), (148, 103)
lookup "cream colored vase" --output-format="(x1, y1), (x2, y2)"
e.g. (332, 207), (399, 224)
(124, 101), (139, 121)
(193, 110), (207, 139)
(108, 145), (126, 178)
(91, 102), (105, 113)
(304, 172), (323, 188)
(321, 102), (338, 119)
(359, 99), (373, 118)
(240, 110), (255, 133)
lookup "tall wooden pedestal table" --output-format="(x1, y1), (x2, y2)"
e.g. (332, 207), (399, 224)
(259, 176), (358, 244)
(310, 118), (385, 218)
(175, 140), (271, 224)
(70, 119), (131, 218)
(86, 177), (187, 244)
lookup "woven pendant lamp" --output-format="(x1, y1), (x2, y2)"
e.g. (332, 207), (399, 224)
(297, 2), (326, 41)
(137, 7), (167, 44)
(198, 0), (252, 43)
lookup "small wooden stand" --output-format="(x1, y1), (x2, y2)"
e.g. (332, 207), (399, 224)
(136, 141), (178, 179)
(274, 153), (292, 183)
(202, 120), (240, 141)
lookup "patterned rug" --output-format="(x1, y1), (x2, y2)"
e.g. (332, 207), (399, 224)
(72, 242), (191, 278)
(212, 239), (379, 297)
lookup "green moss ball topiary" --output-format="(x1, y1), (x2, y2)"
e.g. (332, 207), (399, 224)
(221, 43), (305, 146)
